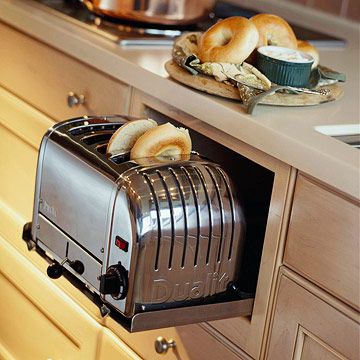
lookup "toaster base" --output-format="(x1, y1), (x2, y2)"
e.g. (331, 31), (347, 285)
(24, 222), (254, 332)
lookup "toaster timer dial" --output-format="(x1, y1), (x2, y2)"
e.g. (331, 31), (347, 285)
(100, 264), (128, 300)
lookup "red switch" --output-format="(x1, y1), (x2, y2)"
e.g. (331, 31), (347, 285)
(115, 236), (129, 252)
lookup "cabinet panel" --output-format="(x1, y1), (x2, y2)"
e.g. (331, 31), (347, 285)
(0, 22), (130, 120)
(284, 174), (360, 309)
(98, 328), (141, 360)
(0, 237), (101, 360)
(0, 273), (79, 360)
(299, 330), (344, 360)
(0, 86), (54, 224)
(105, 317), (244, 360)
(266, 273), (359, 360)
(0, 124), (38, 221)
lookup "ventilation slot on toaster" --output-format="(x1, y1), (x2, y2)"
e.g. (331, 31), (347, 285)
(156, 170), (175, 269)
(193, 166), (213, 265)
(205, 165), (225, 263)
(168, 168), (188, 268)
(217, 167), (236, 260)
(180, 166), (201, 266)
(142, 173), (162, 271)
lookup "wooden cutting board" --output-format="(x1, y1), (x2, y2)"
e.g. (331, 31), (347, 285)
(165, 60), (343, 107)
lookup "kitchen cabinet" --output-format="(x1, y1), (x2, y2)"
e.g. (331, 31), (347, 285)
(0, 22), (131, 121)
(265, 174), (360, 359)
(98, 328), (141, 360)
(0, 236), (102, 360)
(0, 86), (54, 224)
(129, 89), (295, 359)
(105, 317), (249, 360)
(266, 270), (359, 360)
(284, 174), (360, 310)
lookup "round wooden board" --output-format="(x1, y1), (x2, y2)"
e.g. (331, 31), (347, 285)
(165, 60), (343, 106)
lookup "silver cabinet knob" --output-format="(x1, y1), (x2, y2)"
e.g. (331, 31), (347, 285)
(154, 337), (176, 354)
(67, 92), (85, 108)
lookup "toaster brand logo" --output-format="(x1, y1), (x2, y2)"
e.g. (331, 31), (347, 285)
(42, 200), (57, 218)
(151, 272), (230, 303)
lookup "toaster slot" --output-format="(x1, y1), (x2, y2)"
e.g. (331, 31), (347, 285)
(68, 122), (123, 136)
(95, 143), (108, 154)
(81, 131), (114, 145)
(109, 151), (130, 164)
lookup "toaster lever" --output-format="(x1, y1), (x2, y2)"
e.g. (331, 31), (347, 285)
(47, 262), (64, 279)
(47, 258), (85, 279)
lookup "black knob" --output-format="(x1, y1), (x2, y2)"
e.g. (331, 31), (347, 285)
(99, 264), (128, 300)
(47, 263), (64, 279)
(70, 260), (85, 275)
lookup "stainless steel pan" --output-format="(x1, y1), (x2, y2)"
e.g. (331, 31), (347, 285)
(81, 0), (216, 25)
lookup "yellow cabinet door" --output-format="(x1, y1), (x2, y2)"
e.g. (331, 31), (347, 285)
(97, 328), (141, 360)
(0, 85), (54, 244)
(0, 237), (102, 360)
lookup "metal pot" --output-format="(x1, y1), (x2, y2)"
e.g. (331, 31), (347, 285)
(82, 0), (216, 25)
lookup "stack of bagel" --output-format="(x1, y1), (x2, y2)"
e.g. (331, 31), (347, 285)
(198, 13), (319, 69)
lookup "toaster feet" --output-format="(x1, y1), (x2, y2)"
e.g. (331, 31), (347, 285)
(100, 304), (111, 318)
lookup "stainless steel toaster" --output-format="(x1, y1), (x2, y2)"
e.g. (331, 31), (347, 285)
(23, 115), (253, 331)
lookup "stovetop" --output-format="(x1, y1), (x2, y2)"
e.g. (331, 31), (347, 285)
(33, 0), (346, 47)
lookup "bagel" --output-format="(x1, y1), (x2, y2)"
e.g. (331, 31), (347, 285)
(106, 118), (157, 156)
(198, 16), (259, 64)
(130, 122), (192, 160)
(250, 14), (297, 49)
(297, 40), (320, 68)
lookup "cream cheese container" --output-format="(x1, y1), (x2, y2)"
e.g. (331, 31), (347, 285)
(256, 46), (314, 87)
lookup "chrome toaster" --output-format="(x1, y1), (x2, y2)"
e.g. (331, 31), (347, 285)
(23, 115), (253, 331)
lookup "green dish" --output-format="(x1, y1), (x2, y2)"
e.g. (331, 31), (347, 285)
(256, 46), (314, 87)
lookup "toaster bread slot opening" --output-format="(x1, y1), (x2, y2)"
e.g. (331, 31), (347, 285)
(69, 122), (123, 136)
(81, 131), (114, 145)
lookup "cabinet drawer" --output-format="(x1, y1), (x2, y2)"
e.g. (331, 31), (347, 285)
(284, 174), (359, 309)
(0, 22), (130, 120)
(106, 317), (244, 360)
(0, 236), (101, 360)
(267, 272), (359, 360)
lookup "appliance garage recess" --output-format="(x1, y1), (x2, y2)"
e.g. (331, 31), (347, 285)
(23, 114), (274, 332)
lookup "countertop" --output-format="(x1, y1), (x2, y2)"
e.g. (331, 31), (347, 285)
(0, 0), (359, 199)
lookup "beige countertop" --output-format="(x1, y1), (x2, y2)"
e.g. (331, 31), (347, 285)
(1, 0), (359, 199)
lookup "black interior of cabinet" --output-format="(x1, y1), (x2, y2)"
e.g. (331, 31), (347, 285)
(144, 107), (275, 296)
